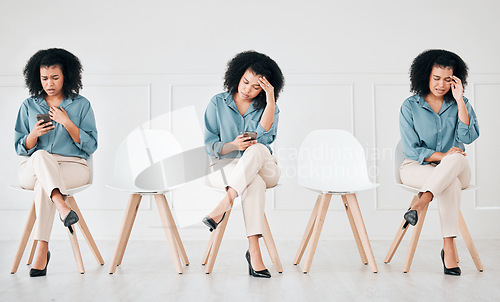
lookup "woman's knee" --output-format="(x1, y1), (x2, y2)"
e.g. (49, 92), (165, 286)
(245, 143), (269, 157)
(31, 150), (50, 160)
(442, 153), (468, 167)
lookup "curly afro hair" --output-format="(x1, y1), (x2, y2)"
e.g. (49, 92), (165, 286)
(24, 48), (83, 98)
(224, 50), (284, 110)
(410, 49), (468, 102)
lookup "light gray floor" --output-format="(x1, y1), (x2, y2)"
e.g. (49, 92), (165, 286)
(1, 239), (499, 302)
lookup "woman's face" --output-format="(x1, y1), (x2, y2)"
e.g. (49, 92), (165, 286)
(40, 64), (64, 98)
(236, 69), (263, 101)
(428, 65), (453, 99)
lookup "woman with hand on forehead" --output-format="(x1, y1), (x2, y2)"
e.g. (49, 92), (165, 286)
(203, 50), (284, 278)
(399, 49), (479, 276)
(14, 48), (97, 277)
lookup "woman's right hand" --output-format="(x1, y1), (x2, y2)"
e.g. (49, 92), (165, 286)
(230, 134), (256, 151)
(29, 119), (54, 139)
(445, 146), (466, 157)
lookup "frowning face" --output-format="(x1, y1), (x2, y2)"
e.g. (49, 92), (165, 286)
(40, 65), (64, 98)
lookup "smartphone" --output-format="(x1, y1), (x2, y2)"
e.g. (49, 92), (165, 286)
(36, 114), (52, 127)
(243, 131), (257, 140)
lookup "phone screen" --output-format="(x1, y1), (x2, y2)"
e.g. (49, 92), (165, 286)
(36, 114), (51, 128)
(243, 131), (257, 140)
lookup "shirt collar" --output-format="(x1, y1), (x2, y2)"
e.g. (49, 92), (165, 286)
(223, 91), (257, 116)
(34, 94), (74, 109)
(416, 94), (454, 115)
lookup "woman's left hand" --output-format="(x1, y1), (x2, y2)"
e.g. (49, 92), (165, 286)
(49, 106), (71, 126)
(451, 75), (464, 103)
(259, 76), (275, 103)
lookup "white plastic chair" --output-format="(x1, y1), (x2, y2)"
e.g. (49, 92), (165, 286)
(10, 155), (104, 274)
(107, 129), (189, 274)
(384, 141), (484, 273)
(293, 129), (379, 273)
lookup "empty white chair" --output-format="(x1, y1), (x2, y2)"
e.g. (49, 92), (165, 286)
(294, 129), (378, 273)
(107, 129), (189, 274)
(10, 155), (104, 274)
(384, 141), (484, 273)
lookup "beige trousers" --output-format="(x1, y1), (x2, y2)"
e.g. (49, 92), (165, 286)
(18, 150), (90, 242)
(399, 153), (471, 237)
(205, 143), (281, 237)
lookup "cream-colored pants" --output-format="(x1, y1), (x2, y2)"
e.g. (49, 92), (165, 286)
(18, 150), (90, 242)
(399, 153), (471, 238)
(205, 143), (281, 237)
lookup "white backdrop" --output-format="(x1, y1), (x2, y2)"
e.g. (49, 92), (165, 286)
(1, 0), (499, 243)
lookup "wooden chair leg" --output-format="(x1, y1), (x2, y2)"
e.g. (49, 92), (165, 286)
(343, 194), (378, 273)
(342, 195), (368, 265)
(108, 194), (142, 274)
(294, 195), (321, 265)
(170, 214), (189, 266)
(302, 194), (332, 273)
(26, 239), (38, 265)
(403, 202), (429, 273)
(262, 214), (283, 273)
(67, 197), (104, 265)
(458, 211), (484, 272)
(11, 202), (36, 274)
(205, 209), (232, 274)
(202, 230), (216, 265)
(154, 194), (183, 274)
(384, 195), (419, 264)
(67, 227), (85, 274)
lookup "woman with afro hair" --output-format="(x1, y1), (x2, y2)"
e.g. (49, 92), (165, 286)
(14, 48), (97, 277)
(399, 49), (479, 276)
(202, 50), (284, 278)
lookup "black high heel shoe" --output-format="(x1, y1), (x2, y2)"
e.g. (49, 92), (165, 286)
(403, 209), (418, 227)
(202, 212), (226, 232)
(60, 210), (79, 234)
(441, 249), (461, 276)
(29, 251), (50, 277)
(245, 250), (271, 278)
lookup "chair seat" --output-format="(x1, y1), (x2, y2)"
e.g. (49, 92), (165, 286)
(10, 184), (92, 197)
(302, 182), (379, 194)
(397, 183), (479, 194)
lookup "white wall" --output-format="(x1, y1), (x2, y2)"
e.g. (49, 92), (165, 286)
(1, 0), (499, 243)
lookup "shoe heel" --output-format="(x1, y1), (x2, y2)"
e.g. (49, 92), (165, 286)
(248, 265), (252, 275)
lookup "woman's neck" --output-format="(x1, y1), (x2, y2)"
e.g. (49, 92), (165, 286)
(44, 94), (64, 107)
(424, 93), (443, 104)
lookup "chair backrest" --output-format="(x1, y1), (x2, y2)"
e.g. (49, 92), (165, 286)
(298, 129), (377, 193)
(109, 128), (184, 192)
(394, 140), (404, 185)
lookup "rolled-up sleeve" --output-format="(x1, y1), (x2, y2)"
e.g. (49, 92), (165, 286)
(256, 105), (279, 146)
(399, 101), (435, 164)
(204, 97), (223, 159)
(74, 101), (98, 156)
(14, 102), (37, 156)
(456, 99), (479, 144)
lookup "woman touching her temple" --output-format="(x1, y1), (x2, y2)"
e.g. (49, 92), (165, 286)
(202, 50), (284, 278)
(399, 49), (479, 276)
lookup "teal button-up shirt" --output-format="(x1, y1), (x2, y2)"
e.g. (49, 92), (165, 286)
(14, 94), (98, 159)
(399, 94), (479, 164)
(204, 91), (279, 159)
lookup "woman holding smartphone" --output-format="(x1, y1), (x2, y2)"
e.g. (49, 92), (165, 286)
(203, 50), (284, 278)
(14, 48), (97, 277)
(399, 49), (479, 276)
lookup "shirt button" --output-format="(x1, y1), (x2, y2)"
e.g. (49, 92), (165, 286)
(438, 129), (442, 132)
(438, 143), (441, 145)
